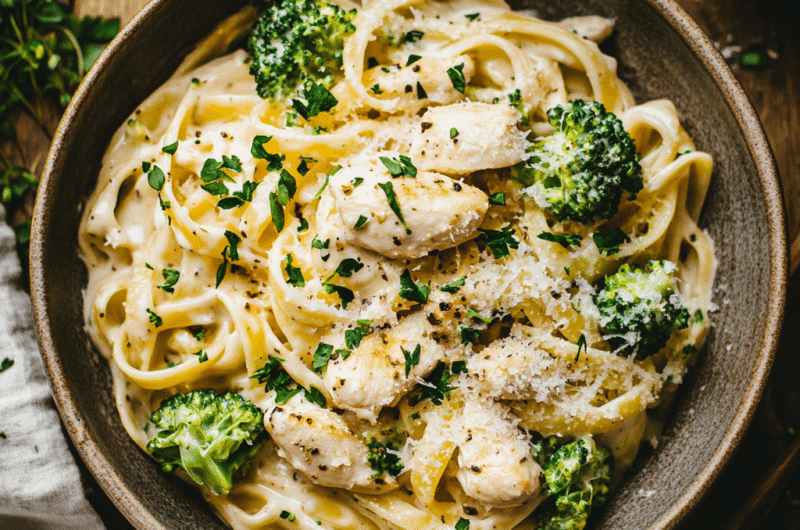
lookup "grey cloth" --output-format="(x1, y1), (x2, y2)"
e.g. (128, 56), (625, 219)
(0, 206), (104, 530)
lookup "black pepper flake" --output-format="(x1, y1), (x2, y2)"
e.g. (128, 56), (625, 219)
(412, 65), (420, 72)
(439, 302), (451, 311)
(405, 85), (413, 93)
(464, 507), (478, 516)
(471, 465), (481, 472)
(421, 122), (433, 131)
(690, 233), (697, 242)
(550, 290), (561, 299)
(453, 183), (462, 191)
(393, 236), (402, 246)
(367, 109), (380, 119)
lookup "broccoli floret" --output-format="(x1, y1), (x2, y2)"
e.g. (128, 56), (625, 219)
(595, 260), (690, 360)
(146, 390), (265, 495)
(532, 435), (612, 530)
(248, 0), (357, 100)
(513, 99), (643, 224)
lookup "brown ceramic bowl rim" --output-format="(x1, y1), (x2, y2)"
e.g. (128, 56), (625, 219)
(29, 0), (787, 528)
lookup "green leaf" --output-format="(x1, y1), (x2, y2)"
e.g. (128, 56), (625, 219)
(354, 215), (368, 230)
(464, 13), (480, 21)
(416, 81), (427, 100)
(201, 182), (229, 196)
(370, 83), (383, 95)
(455, 518), (470, 530)
(297, 217), (309, 232)
(277, 170), (297, 206)
(402, 344), (420, 377)
(405, 30), (424, 43)
(314, 166), (340, 201)
(91, 18), (121, 41)
(378, 182), (411, 234)
(593, 228), (627, 256)
(280, 511), (296, 522)
(488, 192), (505, 205)
(233, 180), (259, 202)
(399, 269), (429, 304)
(406, 54), (422, 66)
(441, 276), (466, 293)
(313, 343), (334, 373)
(467, 307), (491, 324)
(537, 231), (582, 249)
(379, 155), (416, 178)
(147, 308), (163, 328)
(215, 257), (228, 287)
(458, 325), (479, 345)
(304, 386), (327, 407)
(157, 268), (180, 293)
(451, 360), (467, 374)
(324, 283), (354, 309)
(312, 237), (330, 250)
(450, 127), (459, 139)
(162, 141), (178, 155)
(447, 64), (466, 94)
(478, 227), (519, 258)
(81, 43), (106, 70)
(291, 81), (338, 120)
(298, 156), (314, 176)
(222, 155), (242, 173)
(224, 230), (241, 261)
(0, 358), (14, 373)
(332, 258), (364, 278)
(34, 2), (66, 24)
(200, 158), (226, 183)
(693, 309), (704, 324)
(251, 136), (285, 172)
(270, 192), (285, 232)
(409, 363), (454, 406)
(193, 328), (206, 341)
(353, 177), (364, 187)
(148, 166), (165, 191)
(217, 197), (245, 209)
(576, 333), (587, 362)
(284, 254), (305, 287)
(345, 324), (371, 349)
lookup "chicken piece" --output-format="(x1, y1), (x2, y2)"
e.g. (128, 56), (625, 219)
(265, 404), (398, 494)
(324, 312), (451, 422)
(456, 398), (543, 507)
(365, 56), (475, 105)
(410, 102), (528, 175)
(328, 163), (488, 260)
(467, 333), (562, 401)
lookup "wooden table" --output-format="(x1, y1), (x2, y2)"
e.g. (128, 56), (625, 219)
(47, 0), (800, 527)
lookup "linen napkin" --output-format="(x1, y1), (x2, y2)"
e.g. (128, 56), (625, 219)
(0, 205), (104, 530)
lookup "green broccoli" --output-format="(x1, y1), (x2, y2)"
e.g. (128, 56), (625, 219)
(595, 260), (690, 360)
(146, 390), (265, 495)
(532, 435), (612, 530)
(247, 0), (357, 100)
(513, 99), (643, 224)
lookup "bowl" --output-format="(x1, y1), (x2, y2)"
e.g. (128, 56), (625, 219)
(29, 0), (787, 528)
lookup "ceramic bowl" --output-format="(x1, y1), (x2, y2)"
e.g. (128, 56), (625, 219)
(29, 0), (787, 528)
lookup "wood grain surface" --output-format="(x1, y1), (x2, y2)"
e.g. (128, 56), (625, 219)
(53, 0), (800, 528)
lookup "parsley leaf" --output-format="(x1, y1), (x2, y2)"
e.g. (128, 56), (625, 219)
(147, 165), (165, 191)
(277, 170), (297, 206)
(222, 155), (242, 173)
(464, 12), (480, 20)
(284, 254), (305, 287)
(234, 180), (259, 202)
(324, 283), (355, 309)
(441, 276), (466, 293)
(409, 363), (455, 406)
(447, 64), (466, 94)
(693, 309), (704, 324)
(416, 81), (427, 100)
(0, 358), (14, 373)
(537, 231), (582, 249)
(270, 192), (285, 232)
(147, 308), (162, 328)
(200, 158), (233, 183)
(405, 30), (424, 43)
(354, 215), (369, 230)
(576, 333), (588, 362)
(478, 227), (519, 258)
(451, 360), (467, 374)
(313, 343), (334, 373)
(217, 197), (245, 209)
(193, 328), (206, 341)
(353, 177), (364, 187)
(224, 230), (242, 261)
(251, 357), (303, 403)
(367, 437), (404, 477)
(314, 166), (341, 201)
(593, 227), (627, 256)
(298, 217), (309, 232)
(332, 258), (364, 278)
(399, 269), (430, 304)
(298, 156), (314, 176)
(312, 237), (330, 250)
(406, 54), (422, 66)
(201, 182), (229, 196)
(162, 141), (178, 155)
(370, 83), (383, 95)
(291, 80), (338, 120)
(196, 350), (208, 363)
(380, 155), (417, 178)
(379, 181), (411, 234)
(402, 344), (421, 377)
(157, 269), (180, 293)
(455, 518), (471, 530)
(280, 511), (296, 522)
(488, 192), (505, 205)
(345, 323), (372, 349)
(251, 135), (285, 171)
(467, 307), (491, 324)
(303, 386), (327, 407)
(458, 325), (480, 345)
(450, 127), (459, 139)
(215, 257), (228, 288)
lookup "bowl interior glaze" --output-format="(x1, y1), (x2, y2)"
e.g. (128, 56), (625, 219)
(30, 0), (786, 528)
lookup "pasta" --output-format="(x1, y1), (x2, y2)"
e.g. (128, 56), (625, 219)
(78, 0), (716, 528)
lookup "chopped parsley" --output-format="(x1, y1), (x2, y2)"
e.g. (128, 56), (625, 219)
(593, 227), (627, 256)
(370, 83), (383, 95)
(488, 192), (505, 205)
(478, 227), (519, 258)
(251, 135), (285, 171)
(157, 268), (180, 293)
(251, 357), (303, 403)
(508, 89), (529, 125)
(399, 268), (430, 304)
(298, 217), (309, 232)
(441, 276), (466, 293)
(284, 254), (305, 287)
(416, 81), (427, 100)
(464, 12), (480, 21)
(196, 350), (208, 363)
(451, 360), (467, 374)
(458, 325), (479, 345)
(269, 192), (285, 232)
(576, 333), (588, 362)
(280, 511), (296, 522)
(378, 181), (411, 234)
(304, 386), (327, 407)
(147, 165), (170, 209)
(353, 176), (364, 187)
(0, 358), (13, 373)
(314, 166), (341, 201)
(277, 169), (297, 206)
(367, 437), (404, 477)
(455, 518), (471, 530)
(405, 30), (424, 43)
(298, 156), (314, 176)
(201, 182), (229, 196)
(291, 80), (338, 120)
(217, 180), (260, 210)
(193, 328), (206, 341)
(537, 231), (582, 249)
(224, 231), (241, 261)
(354, 215), (369, 230)
(331, 258), (365, 279)
(450, 127), (459, 139)
(693, 309), (704, 324)
(447, 64), (466, 94)
(676, 149), (693, 159)
(324, 282), (355, 309)
(345, 321), (372, 349)
(406, 54), (422, 66)
(313, 343), (334, 373)
(147, 308), (162, 328)
(312, 236), (330, 261)
(466, 307), (491, 324)
(409, 363), (455, 406)
(379, 155), (417, 178)
(402, 344), (421, 377)
(161, 141), (178, 155)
